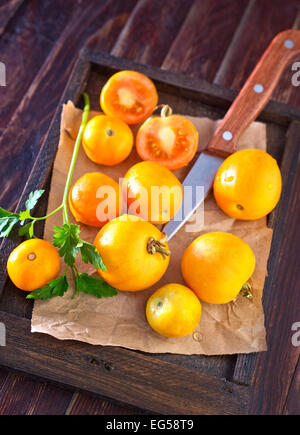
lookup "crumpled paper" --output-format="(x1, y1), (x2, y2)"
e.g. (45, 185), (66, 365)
(31, 101), (272, 355)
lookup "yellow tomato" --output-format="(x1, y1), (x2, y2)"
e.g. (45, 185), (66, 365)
(94, 215), (170, 291)
(213, 149), (282, 220)
(136, 111), (198, 170)
(83, 115), (133, 166)
(69, 172), (121, 228)
(146, 283), (202, 338)
(122, 161), (183, 224)
(7, 239), (60, 291)
(181, 232), (255, 304)
(100, 70), (158, 125)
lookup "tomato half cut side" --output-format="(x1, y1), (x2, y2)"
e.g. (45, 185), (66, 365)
(100, 70), (158, 125)
(136, 109), (199, 170)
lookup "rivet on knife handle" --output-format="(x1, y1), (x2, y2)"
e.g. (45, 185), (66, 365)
(206, 29), (300, 158)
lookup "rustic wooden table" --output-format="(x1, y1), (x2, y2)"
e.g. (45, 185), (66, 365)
(0, 0), (299, 415)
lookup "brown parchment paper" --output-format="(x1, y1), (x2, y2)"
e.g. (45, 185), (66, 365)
(31, 101), (272, 355)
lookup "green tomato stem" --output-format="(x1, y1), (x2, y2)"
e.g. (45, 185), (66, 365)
(239, 282), (253, 299)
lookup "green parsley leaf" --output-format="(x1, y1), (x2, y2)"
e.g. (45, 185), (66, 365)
(0, 208), (19, 219)
(19, 209), (31, 222)
(26, 275), (68, 300)
(0, 208), (20, 237)
(53, 224), (82, 266)
(18, 221), (35, 239)
(80, 241), (106, 271)
(25, 190), (45, 211)
(77, 273), (117, 298)
(0, 190), (45, 239)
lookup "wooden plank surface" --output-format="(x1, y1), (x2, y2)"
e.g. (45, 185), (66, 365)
(214, 0), (300, 105)
(0, 0), (300, 415)
(248, 121), (300, 415)
(0, 0), (79, 132)
(0, 311), (250, 415)
(162, 0), (248, 81)
(283, 357), (300, 415)
(111, 0), (194, 65)
(65, 391), (150, 415)
(0, 371), (73, 415)
(0, 0), (24, 36)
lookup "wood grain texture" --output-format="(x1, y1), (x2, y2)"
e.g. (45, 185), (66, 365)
(0, 311), (249, 415)
(162, 0), (248, 81)
(0, 371), (73, 415)
(0, 0), (137, 212)
(214, 0), (300, 96)
(66, 391), (150, 415)
(0, 0), (24, 36)
(249, 121), (300, 415)
(111, 0), (193, 65)
(0, 0), (79, 131)
(0, 366), (9, 389)
(283, 357), (300, 415)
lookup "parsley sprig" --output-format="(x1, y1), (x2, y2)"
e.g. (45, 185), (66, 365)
(0, 189), (45, 239)
(0, 93), (117, 301)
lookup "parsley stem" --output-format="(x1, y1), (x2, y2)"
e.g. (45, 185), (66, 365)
(62, 93), (90, 225)
(24, 93), (90, 227)
(32, 204), (64, 221)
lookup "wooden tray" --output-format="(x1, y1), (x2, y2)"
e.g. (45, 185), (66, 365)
(0, 49), (299, 415)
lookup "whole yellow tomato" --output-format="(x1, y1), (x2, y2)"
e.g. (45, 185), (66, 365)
(94, 215), (170, 291)
(146, 283), (202, 338)
(181, 232), (255, 304)
(213, 149), (282, 220)
(69, 172), (121, 228)
(7, 239), (60, 292)
(122, 161), (183, 224)
(83, 115), (133, 166)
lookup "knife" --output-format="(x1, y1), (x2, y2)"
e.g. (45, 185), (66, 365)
(164, 29), (300, 240)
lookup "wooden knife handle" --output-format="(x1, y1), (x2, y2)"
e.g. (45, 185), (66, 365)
(206, 29), (300, 157)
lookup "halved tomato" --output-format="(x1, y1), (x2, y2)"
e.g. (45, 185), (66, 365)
(100, 70), (158, 125)
(135, 105), (199, 170)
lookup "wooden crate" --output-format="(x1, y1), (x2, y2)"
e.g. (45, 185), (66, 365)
(0, 49), (299, 415)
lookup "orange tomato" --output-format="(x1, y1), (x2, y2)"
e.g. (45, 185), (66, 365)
(213, 149), (282, 220)
(7, 239), (60, 291)
(136, 106), (198, 170)
(181, 232), (255, 304)
(83, 115), (133, 166)
(100, 70), (158, 125)
(122, 161), (183, 224)
(94, 214), (170, 291)
(69, 172), (121, 227)
(146, 283), (202, 338)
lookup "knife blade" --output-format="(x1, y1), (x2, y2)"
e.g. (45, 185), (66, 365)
(163, 29), (300, 240)
(163, 152), (224, 240)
